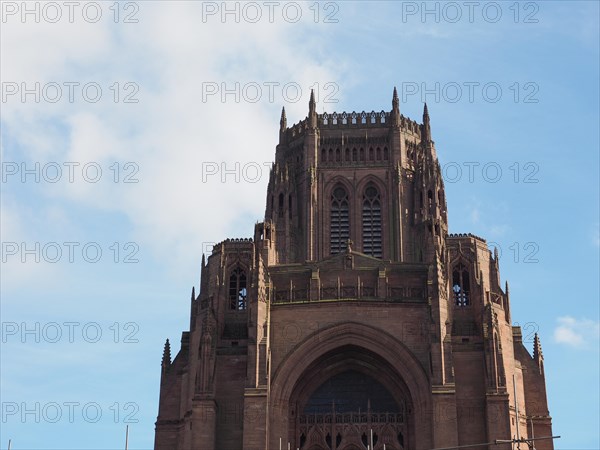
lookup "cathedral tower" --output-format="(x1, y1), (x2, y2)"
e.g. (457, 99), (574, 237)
(154, 89), (553, 450)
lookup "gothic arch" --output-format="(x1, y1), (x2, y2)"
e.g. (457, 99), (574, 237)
(448, 245), (473, 269)
(325, 176), (354, 199)
(269, 322), (433, 449)
(355, 174), (387, 200)
(448, 253), (473, 284)
(225, 259), (250, 277)
(292, 351), (408, 416)
(355, 176), (387, 218)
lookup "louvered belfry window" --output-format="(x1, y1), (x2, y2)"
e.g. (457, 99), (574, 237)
(452, 263), (470, 307)
(330, 186), (350, 255)
(362, 185), (382, 258)
(229, 267), (247, 310)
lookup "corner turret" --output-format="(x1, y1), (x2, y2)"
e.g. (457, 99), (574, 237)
(279, 107), (287, 143)
(161, 339), (171, 372)
(533, 332), (544, 374)
(392, 86), (400, 126)
(308, 89), (317, 128)
(421, 102), (431, 142)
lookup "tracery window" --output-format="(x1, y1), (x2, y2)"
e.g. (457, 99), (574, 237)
(299, 371), (405, 449)
(229, 267), (247, 310)
(362, 185), (382, 258)
(452, 263), (470, 306)
(330, 185), (350, 255)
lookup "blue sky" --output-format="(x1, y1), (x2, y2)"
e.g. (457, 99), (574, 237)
(1, 1), (598, 448)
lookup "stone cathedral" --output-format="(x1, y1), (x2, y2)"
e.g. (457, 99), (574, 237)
(154, 89), (553, 450)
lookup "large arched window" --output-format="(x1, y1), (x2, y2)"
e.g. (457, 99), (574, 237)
(362, 184), (382, 258)
(300, 371), (405, 450)
(330, 185), (349, 255)
(229, 267), (247, 310)
(452, 263), (470, 307)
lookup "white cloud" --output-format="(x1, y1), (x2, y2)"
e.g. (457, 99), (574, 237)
(489, 224), (510, 237)
(1, 3), (344, 279)
(0, 201), (67, 290)
(554, 316), (600, 348)
(469, 206), (480, 224)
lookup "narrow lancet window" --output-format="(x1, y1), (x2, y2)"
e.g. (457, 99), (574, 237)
(330, 186), (350, 255)
(452, 263), (470, 306)
(362, 185), (382, 258)
(229, 267), (247, 310)
(278, 193), (284, 218)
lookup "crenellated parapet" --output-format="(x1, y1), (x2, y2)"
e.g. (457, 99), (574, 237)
(319, 111), (421, 134)
(320, 110), (389, 128)
(284, 118), (309, 141)
(447, 232), (487, 243)
(210, 237), (254, 254)
(280, 111), (422, 143)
